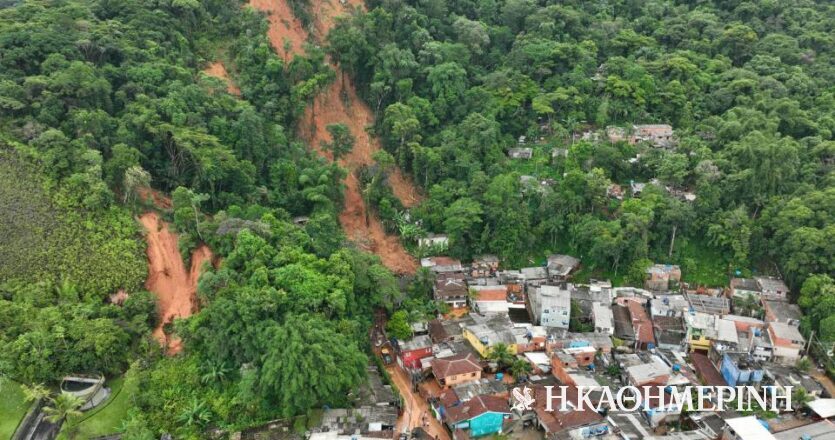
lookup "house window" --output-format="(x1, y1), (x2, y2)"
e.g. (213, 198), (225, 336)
(471, 372), (476, 377)
(451, 375), (457, 380)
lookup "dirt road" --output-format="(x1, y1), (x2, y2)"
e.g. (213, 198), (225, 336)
(249, 0), (420, 274)
(204, 61), (241, 95)
(140, 212), (213, 354)
(387, 366), (450, 440)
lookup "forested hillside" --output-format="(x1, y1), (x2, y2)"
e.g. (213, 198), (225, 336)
(0, 0), (834, 438)
(329, 0), (835, 323)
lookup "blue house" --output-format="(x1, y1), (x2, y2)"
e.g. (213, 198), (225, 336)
(720, 353), (764, 387)
(435, 390), (510, 437)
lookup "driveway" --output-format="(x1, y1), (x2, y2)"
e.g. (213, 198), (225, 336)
(386, 366), (450, 440)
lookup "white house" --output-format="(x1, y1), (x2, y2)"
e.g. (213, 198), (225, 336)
(592, 302), (614, 335)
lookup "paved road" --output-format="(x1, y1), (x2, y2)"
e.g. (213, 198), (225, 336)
(386, 366), (450, 440)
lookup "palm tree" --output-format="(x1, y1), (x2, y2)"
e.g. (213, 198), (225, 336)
(43, 392), (84, 424)
(791, 387), (812, 413)
(200, 361), (230, 386)
(510, 359), (532, 382)
(488, 343), (514, 370)
(177, 397), (211, 428)
(21, 383), (50, 403)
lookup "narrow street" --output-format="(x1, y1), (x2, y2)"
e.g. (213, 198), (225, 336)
(386, 366), (451, 440)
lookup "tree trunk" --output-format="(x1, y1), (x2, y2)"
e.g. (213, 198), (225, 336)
(668, 225), (677, 258)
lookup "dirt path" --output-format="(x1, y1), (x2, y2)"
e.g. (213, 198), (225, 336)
(203, 61), (241, 95)
(811, 369), (835, 397)
(140, 212), (213, 354)
(249, 0), (420, 273)
(387, 366), (451, 440)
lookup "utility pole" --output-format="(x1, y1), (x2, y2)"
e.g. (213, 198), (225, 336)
(804, 330), (816, 358)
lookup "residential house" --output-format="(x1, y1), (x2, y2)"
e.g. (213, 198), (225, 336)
(632, 124), (675, 148)
(607, 183), (624, 200)
(429, 319), (453, 344)
(552, 147), (569, 159)
(687, 292), (731, 315)
(423, 256), (465, 274)
(645, 264), (682, 291)
(617, 297), (656, 349)
(546, 254), (581, 280)
(632, 386), (683, 428)
(763, 300), (802, 327)
(806, 399), (835, 419)
(607, 126), (627, 143)
(551, 354), (602, 388)
(435, 390), (511, 437)
(419, 234), (449, 249)
(625, 357), (672, 387)
(508, 147), (533, 159)
(774, 421), (835, 440)
(765, 364), (826, 399)
(592, 302), (614, 335)
(652, 315), (686, 350)
(471, 255), (500, 278)
(397, 335), (433, 370)
(452, 379), (508, 402)
(767, 322), (805, 365)
(317, 406), (398, 437)
(723, 315), (766, 334)
(434, 273), (469, 308)
(613, 303), (636, 342)
(470, 285), (509, 314)
(520, 266), (549, 285)
(432, 353), (483, 388)
(529, 285), (571, 328)
(718, 352), (764, 388)
(523, 351), (552, 374)
(631, 181), (647, 196)
(685, 312), (715, 353)
(722, 416), (777, 440)
(730, 278), (761, 299)
(529, 386), (608, 439)
(516, 326), (548, 353)
(571, 280), (614, 315)
(755, 277), (790, 301)
(549, 332), (614, 354)
(747, 327), (775, 362)
(462, 314), (526, 357)
(651, 295), (689, 318)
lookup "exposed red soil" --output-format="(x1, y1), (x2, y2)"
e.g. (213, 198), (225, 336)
(249, 0), (308, 62)
(137, 187), (172, 210)
(249, 0), (421, 273)
(203, 61), (241, 95)
(140, 212), (214, 355)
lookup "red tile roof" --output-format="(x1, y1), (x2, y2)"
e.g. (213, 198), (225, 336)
(690, 352), (726, 387)
(626, 300), (655, 345)
(432, 353), (482, 380)
(443, 393), (510, 423)
(531, 386), (603, 433)
(475, 288), (507, 301)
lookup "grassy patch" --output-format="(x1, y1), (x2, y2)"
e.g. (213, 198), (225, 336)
(63, 377), (135, 439)
(0, 377), (30, 439)
(676, 241), (729, 287)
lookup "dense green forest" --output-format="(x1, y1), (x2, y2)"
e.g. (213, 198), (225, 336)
(0, 0), (834, 438)
(330, 0), (835, 331)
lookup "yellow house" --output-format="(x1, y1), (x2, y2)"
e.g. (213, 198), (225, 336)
(463, 323), (520, 358)
(688, 330), (711, 353)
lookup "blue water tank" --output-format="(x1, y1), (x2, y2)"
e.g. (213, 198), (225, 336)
(672, 364), (681, 372)
(496, 373), (504, 381)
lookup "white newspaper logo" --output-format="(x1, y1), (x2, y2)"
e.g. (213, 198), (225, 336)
(511, 386), (535, 411)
